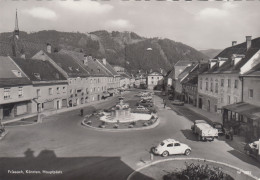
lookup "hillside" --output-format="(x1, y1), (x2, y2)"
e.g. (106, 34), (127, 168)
(0, 30), (208, 72)
(200, 49), (222, 59)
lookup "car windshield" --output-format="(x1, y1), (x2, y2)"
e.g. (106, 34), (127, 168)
(160, 142), (165, 146)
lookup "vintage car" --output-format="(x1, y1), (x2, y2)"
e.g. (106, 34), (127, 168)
(152, 139), (191, 157)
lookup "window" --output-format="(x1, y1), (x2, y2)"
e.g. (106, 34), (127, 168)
(210, 82), (213, 92)
(167, 143), (173, 147)
(98, 87), (100, 92)
(4, 88), (11, 99)
(90, 79), (93, 84)
(234, 80), (238, 89)
(49, 88), (53, 95)
(228, 79), (231, 88)
(215, 105), (218, 112)
(93, 88), (96, 92)
(215, 83), (218, 93)
(18, 87), (23, 97)
(200, 79), (202, 90)
(228, 95), (231, 104)
(57, 87), (60, 94)
(174, 143), (180, 146)
(206, 82), (208, 91)
(157, 77), (159, 79)
(152, 77), (154, 79)
(12, 70), (22, 77)
(34, 73), (41, 80)
(221, 79), (224, 87)
(234, 97), (238, 103)
(37, 89), (41, 97)
(249, 89), (253, 98)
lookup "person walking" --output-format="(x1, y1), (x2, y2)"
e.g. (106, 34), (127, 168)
(229, 127), (234, 141)
(80, 109), (84, 117)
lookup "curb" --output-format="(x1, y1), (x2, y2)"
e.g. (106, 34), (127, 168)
(81, 118), (160, 132)
(127, 158), (260, 180)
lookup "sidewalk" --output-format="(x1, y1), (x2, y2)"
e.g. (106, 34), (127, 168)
(184, 104), (222, 123)
(184, 103), (247, 154)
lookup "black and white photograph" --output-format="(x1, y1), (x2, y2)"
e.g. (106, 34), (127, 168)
(0, 0), (260, 179)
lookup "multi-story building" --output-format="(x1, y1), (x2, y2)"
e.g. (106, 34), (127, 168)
(58, 50), (111, 101)
(31, 46), (90, 107)
(223, 64), (260, 141)
(198, 36), (260, 115)
(0, 56), (33, 122)
(147, 72), (163, 90)
(174, 64), (197, 101)
(12, 57), (68, 113)
(182, 63), (208, 106)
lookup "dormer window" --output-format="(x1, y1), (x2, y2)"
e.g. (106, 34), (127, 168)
(232, 54), (245, 66)
(34, 73), (41, 80)
(12, 70), (22, 77)
(76, 68), (79, 71)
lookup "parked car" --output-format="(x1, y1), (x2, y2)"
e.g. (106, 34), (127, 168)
(191, 120), (218, 141)
(244, 140), (259, 158)
(172, 100), (184, 106)
(136, 101), (153, 107)
(168, 96), (174, 100)
(141, 96), (153, 101)
(212, 122), (225, 135)
(152, 139), (191, 157)
(136, 105), (149, 111)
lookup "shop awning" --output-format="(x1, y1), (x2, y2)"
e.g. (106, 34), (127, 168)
(223, 102), (260, 121)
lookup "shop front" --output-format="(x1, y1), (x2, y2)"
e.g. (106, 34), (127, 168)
(223, 102), (260, 142)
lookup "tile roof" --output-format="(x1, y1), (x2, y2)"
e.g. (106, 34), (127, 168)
(0, 56), (31, 87)
(177, 64), (196, 81)
(58, 49), (109, 77)
(0, 78), (32, 88)
(96, 59), (120, 77)
(182, 63), (208, 85)
(46, 52), (90, 78)
(174, 60), (194, 67)
(205, 37), (260, 74)
(12, 57), (67, 82)
(241, 63), (260, 76)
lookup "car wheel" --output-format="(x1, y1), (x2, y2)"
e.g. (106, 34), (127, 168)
(185, 149), (191, 156)
(162, 151), (169, 157)
(150, 147), (155, 154)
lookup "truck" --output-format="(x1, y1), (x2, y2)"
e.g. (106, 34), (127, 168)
(191, 120), (218, 141)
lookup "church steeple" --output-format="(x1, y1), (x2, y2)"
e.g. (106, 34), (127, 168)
(14, 9), (19, 38)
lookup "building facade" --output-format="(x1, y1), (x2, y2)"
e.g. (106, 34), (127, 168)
(147, 72), (163, 90)
(0, 56), (33, 121)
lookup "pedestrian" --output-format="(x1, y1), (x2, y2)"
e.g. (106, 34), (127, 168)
(80, 109), (84, 117)
(229, 127), (234, 141)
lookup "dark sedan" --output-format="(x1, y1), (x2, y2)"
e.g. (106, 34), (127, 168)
(212, 122), (225, 135)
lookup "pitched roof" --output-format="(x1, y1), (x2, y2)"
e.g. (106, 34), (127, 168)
(46, 52), (90, 78)
(182, 63), (208, 85)
(58, 49), (109, 77)
(177, 64), (196, 81)
(205, 37), (260, 74)
(12, 57), (67, 82)
(242, 62), (260, 76)
(96, 59), (120, 77)
(165, 68), (175, 79)
(148, 71), (163, 76)
(174, 60), (194, 67)
(0, 56), (31, 87)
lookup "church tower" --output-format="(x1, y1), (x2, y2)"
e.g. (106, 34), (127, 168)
(14, 9), (19, 39)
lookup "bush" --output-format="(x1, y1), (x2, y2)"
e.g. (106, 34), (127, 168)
(163, 163), (234, 180)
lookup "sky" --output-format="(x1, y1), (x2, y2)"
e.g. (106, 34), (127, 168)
(0, 0), (260, 50)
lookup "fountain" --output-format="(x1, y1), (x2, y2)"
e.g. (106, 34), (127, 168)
(100, 96), (153, 123)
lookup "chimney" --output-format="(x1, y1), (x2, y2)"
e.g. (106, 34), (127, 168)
(232, 41), (237, 46)
(46, 43), (52, 53)
(102, 58), (107, 65)
(246, 36), (252, 50)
